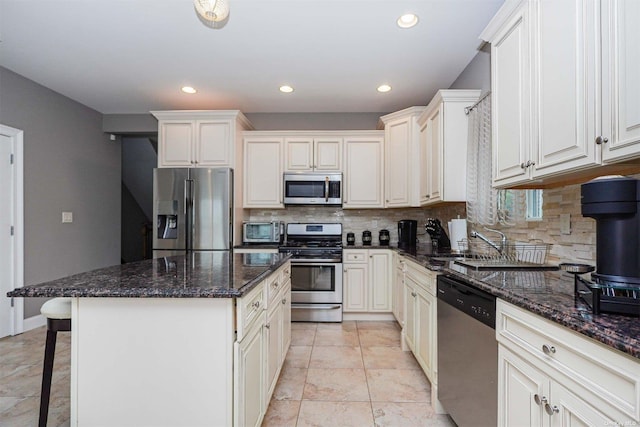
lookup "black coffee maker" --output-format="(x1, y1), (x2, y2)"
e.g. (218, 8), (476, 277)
(581, 176), (640, 285)
(398, 220), (418, 249)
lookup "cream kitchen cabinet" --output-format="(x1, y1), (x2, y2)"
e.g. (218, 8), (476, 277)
(342, 249), (392, 314)
(601, 0), (640, 163)
(417, 90), (480, 205)
(482, 0), (640, 188)
(401, 258), (443, 414)
(392, 254), (406, 327)
(343, 133), (385, 209)
(496, 299), (640, 426)
(152, 110), (253, 168)
(284, 136), (342, 171)
(234, 309), (265, 427)
(243, 135), (284, 209)
(379, 107), (425, 207)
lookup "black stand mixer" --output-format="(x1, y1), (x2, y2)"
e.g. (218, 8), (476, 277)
(425, 218), (451, 252)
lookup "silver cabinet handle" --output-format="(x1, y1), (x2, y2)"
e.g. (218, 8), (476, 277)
(411, 292), (417, 297)
(251, 301), (261, 310)
(542, 344), (556, 355)
(534, 394), (548, 405)
(272, 281), (279, 289)
(544, 403), (559, 415)
(282, 298), (287, 305)
(521, 162), (527, 169)
(265, 323), (270, 329)
(595, 136), (609, 145)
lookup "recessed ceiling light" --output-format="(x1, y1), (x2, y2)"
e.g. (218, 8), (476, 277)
(377, 84), (392, 93)
(181, 86), (197, 94)
(397, 13), (419, 28)
(279, 85), (294, 93)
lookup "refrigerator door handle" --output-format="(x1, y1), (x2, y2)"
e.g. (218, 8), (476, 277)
(185, 179), (194, 251)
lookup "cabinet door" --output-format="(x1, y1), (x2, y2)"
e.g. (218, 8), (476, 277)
(385, 120), (411, 207)
(158, 120), (194, 167)
(426, 107), (443, 202)
(418, 120), (430, 206)
(284, 137), (313, 171)
(498, 346), (546, 427)
(280, 281), (292, 360)
(343, 136), (384, 208)
(244, 137), (284, 208)
(491, 4), (531, 186)
(550, 382), (617, 427)
(369, 251), (392, 312)
(403, 280), (417, 353)
(393, 261), (406, 326)
(531, 0), (600, 177)
(314, 138), (342, 171)
(414, 287), (435, 380)
(265, 305), (283, 399)
(195, 120), (232, 167)
(234, 320), (265, 427)
(602, 0), (640, 162)
(343, 264), (368, 312)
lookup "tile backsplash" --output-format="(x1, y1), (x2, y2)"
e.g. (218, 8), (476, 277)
(248, 204), (466, 246)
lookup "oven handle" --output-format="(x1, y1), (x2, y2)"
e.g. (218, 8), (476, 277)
(292, 304), (342, 310)
(289, 259), (342, 265)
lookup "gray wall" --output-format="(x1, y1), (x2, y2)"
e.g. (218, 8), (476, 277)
(0, 67), (121, 318)
(449, 45), (491, 93)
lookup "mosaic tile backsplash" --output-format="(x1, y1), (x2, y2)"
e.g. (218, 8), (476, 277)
(250, 173), (639, 265)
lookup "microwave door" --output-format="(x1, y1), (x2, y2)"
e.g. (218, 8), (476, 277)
(153, 168), (189, 253)
(190, 168), (233, 251)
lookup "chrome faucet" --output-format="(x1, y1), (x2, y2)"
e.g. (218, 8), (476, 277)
(470, 227), (507, 255)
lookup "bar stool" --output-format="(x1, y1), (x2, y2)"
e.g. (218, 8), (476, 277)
(39, 297), (71, 427)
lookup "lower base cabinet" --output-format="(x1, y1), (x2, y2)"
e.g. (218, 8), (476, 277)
(400, 257), (443, 413)
(234, 262), (291, 427)
(497, 299), (640, 426)
(343, 249), (392, 313)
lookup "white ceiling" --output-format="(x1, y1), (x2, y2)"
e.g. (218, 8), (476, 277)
(0, 0), (503, 114)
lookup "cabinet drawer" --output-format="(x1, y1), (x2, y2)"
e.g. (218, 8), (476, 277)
(405, 259), (437, 295)
(497, 299), (640, 420)
(237, 282), (265, 342)
(266, 263), (291, 309)
(344, 250), (368, 263)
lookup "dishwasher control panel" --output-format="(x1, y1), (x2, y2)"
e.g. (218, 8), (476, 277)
(437, 274), (496, 329)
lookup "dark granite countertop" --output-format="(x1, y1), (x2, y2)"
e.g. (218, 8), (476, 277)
(8, 251), (291, 298)
(394, 247), (640, 359)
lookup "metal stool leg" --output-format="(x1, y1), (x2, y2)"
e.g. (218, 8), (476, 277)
(39, 328), (57, 427)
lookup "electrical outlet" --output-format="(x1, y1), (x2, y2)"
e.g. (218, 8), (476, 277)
(62, 212), (73, 223)
(560, 213), (570, 235)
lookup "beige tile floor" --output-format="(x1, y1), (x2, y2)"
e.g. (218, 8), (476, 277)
(262, 321), (455, 427)
(0, 321), (455, 427)
(0, 326), (71, 427)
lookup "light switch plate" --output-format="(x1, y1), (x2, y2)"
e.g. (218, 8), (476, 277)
(62, 212), (73, 223)
(560, 213), (570, 235)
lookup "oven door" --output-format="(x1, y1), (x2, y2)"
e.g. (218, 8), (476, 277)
(289, 262), (343, 304)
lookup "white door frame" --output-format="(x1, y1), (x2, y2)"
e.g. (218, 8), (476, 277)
(1, 124), (24, 336)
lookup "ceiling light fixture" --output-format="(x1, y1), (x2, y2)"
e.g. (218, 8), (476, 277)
(279, 85), (294, 93)
(377, 84), (392, 93)
(194, 0), (230, 24)
(181, 86), (197, 94)
(397, 13), (419, 29)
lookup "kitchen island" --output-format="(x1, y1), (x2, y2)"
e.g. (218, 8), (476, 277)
(8, 251), (292, 427)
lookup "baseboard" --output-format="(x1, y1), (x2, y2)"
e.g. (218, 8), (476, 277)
(23, 314), (46, 331)
(343, 312), (396, 322)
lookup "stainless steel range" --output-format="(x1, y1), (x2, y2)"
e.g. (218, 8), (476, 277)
(279, 223), (343, 322)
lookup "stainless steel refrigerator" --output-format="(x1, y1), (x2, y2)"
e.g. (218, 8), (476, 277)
(152, 167), (233, 257)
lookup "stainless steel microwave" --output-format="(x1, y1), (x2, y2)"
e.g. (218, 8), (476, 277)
(242, 221), (284, 244)
(283, 172), (342, 205)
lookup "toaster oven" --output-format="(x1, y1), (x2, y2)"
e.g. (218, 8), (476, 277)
(242, 221), (284, 244)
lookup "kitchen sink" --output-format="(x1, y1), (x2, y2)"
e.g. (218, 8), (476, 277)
(454, 259), (559, 271)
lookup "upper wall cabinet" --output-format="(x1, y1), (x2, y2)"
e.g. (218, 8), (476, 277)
(243, 134), (284, 209)
(601, 0), (640, 163)
(152, 110), (253, 168)
(417, 90), (481, 205)
(343, 132), (385, 209)
(284, 137), (342, 172)
(481, 0), (640, 188)
(379, 107), (426, 208)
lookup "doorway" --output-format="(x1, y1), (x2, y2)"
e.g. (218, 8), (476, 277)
(0, 124), (24, 338)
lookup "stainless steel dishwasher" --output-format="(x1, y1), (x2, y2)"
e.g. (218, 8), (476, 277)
(437, 274), (498, 427)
